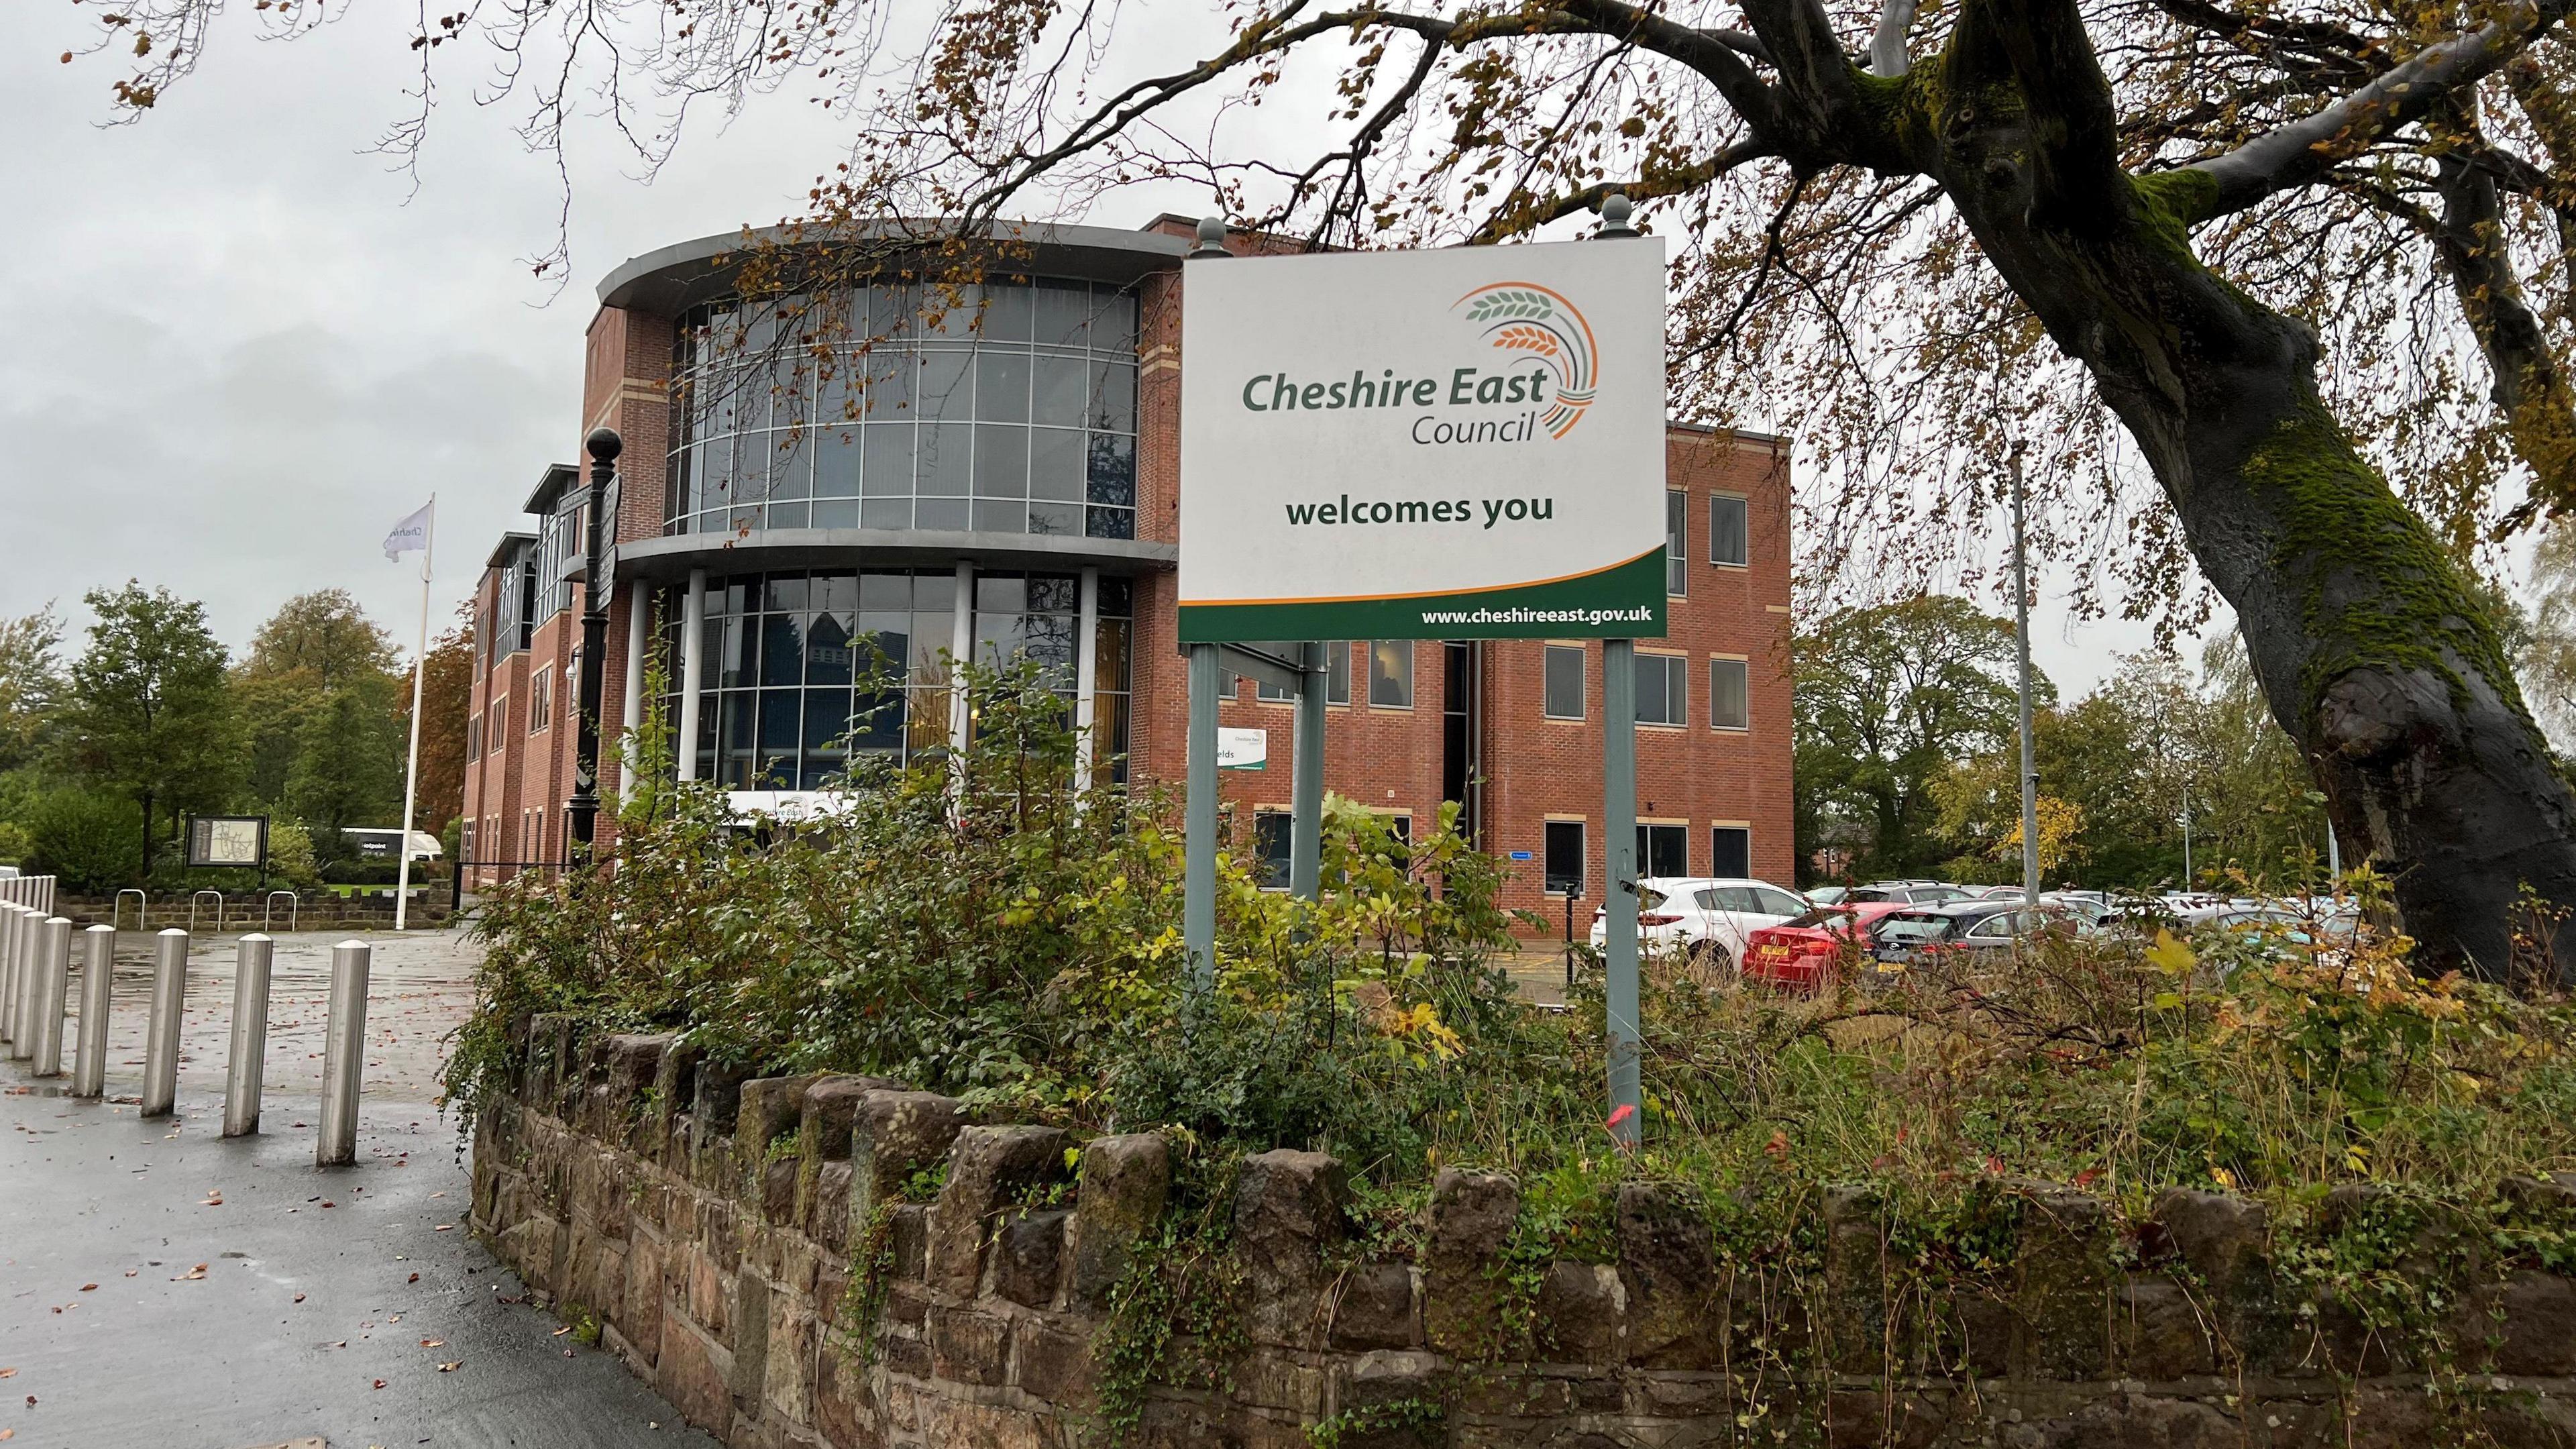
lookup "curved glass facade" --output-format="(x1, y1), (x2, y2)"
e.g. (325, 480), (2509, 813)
(665, 282), (1140, 541)
(655, 570), (1132, 789)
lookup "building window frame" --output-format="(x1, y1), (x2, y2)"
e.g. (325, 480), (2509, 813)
(1252, 808), (1293, 890)
(1666, 489), (1688, 597)
(1366, 639), (1413, 710)
(1709, 655), (1750, 732)
(1542, 643), (1585, 721)
(487, 694), (509, 753)
(1542, 818), (1585, 897)
(1709, 492), (1750, 568)
(1711, 824), (1752, 879)
(1634, 650), (1687, 729)
(1637, 820), (1688, 879)
(528, 666), (555, 735)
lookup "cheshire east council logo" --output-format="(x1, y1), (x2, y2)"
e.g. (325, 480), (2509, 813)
(1454, 282), (1599, 438)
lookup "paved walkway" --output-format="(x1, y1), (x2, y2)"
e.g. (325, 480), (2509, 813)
(0, 928), (712, 1449)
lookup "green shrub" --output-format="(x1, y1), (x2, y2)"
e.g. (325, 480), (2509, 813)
(25, 787), (142, 891)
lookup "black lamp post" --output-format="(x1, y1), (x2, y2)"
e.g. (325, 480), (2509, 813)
(566, 426), (622, 852)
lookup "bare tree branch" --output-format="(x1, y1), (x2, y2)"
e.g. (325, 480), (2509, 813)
(2188, 0), (2576, 220)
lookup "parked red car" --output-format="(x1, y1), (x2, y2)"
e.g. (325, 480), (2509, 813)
(1743, 902), (1908, 992)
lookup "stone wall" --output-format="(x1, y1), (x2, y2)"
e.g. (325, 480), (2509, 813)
(470, 1017), (2576, 1448)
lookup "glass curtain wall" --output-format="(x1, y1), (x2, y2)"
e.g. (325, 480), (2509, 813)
(665, 282), (1140, 543)
(654, 570), (1134, 789)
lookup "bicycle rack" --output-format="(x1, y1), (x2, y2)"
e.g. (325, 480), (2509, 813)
(189, 889), (225, 934)
(263, 890), (299, 934)
(114, 889), (148, 932)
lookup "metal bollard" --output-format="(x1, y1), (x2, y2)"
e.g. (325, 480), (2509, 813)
(223, 934), (274, 1138)
(32, 917), (72, 1077)
(6, 905), (36, 1062)
(72, 924), (113, 1098)
(141, 928), (189, 1118)
(317, 940), (372, 1167)
(0, 902), (21, 1048)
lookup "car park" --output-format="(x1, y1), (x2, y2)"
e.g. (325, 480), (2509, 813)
(1866, 899), (2089, 968)
(1588, 876), (1810, 971)
(1743, 901), (1909, 992)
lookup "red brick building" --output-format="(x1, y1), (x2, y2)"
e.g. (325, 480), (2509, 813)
(460, 218), (1793, 918)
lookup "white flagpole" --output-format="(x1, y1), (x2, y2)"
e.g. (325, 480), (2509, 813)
(394, 498), (434, 932)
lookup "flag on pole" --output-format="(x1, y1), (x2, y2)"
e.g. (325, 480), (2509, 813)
(384, 501), (435, 561)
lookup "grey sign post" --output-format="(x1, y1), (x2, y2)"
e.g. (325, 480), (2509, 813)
(1291, 641), (1329, 902)
(72, 924), (113, 1098)
(1596, 197), (1644, 1150)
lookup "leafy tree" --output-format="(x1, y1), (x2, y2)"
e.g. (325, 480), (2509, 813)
(1794, 596), (2037, 879)
(0, 606), (64, 775)
(235, 589), (402, 809)
(59, 583), (240, 876)
(402, 608), (476, 840)
(285, 680), (404, 853)
(69, 0), (2576, 968)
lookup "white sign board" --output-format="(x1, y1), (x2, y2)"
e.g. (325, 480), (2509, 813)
(1217, 727), (1269, 771)
(1179, 237), (1668, 641)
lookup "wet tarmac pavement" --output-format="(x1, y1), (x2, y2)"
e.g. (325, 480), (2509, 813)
(0, 929), (714, 1449)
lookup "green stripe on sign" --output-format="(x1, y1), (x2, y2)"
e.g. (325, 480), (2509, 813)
(1178, 549), (1668, 642)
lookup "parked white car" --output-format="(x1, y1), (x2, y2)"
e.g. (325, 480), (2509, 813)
(1588, 876), (1811, 971)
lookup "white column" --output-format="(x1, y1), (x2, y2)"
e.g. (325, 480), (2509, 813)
(949, 561), (977, 758)
(676, 570), (707, 782)
(618, 580), (648, 800)
(1074, 568), (1100, 793)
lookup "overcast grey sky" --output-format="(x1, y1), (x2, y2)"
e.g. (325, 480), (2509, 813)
(0, 5), (2188, 694)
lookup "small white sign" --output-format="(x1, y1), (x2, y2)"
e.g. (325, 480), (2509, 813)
(1217, 727), (1269, 771)
(1179, 237), (1669, 642)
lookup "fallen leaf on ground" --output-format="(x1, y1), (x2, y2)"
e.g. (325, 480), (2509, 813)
(433, 1224), (453, 1232)
(371, 1379), (386, 1389)
(551, 1327), (570, 1337)
(420, 1338), (444, 1348)
(122, 1270), (136, 1278)
(437, 1360), (462, 1373)
(78, 1285), (96, 1293)
(293, 1293), (306, 1303)
(407, 1273), (419, 1284)
(172, 1264), (207, 1281)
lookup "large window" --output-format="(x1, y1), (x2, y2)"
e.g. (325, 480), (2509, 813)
(528, 667), (553, 735)
(1544, 820), (1585, 896)
(1666, 490), (1688, 596)
(1710, 494), (1749, 568)
(1710, 657), (1750, 731)
(1712, 826), (1752, 878)
(667, 282), (1140, 543)
(486, 696), (508, 753)
(664, 569), (1130, 789)
(1635, 652), (1686, 727)
(1254, 810), (1292, 890)
(1367, 640), (1413, 708)
(1543, 644), (1585, 720)
(466, 713), (482, 760)
(1638, 823), (1687, 879)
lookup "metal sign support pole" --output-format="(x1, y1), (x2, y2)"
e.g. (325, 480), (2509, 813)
(1291, 642), (1328, 900)
(1185, 642), (1221, 988)
(1603, 637), (1642, 1148)
(2011, 446), (2041, 908)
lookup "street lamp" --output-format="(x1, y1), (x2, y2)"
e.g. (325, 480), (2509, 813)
(566, 427), (622, 852)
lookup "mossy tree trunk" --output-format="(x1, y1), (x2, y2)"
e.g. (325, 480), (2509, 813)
(1818, 0), (2576, 975)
